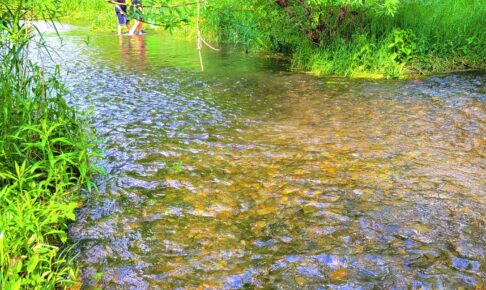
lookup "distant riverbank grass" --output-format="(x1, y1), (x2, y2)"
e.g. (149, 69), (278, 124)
(58, 0), (114, 30)
(0, 2), (99, 289)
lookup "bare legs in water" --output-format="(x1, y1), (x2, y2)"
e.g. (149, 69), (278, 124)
(129, 20), (143, 36)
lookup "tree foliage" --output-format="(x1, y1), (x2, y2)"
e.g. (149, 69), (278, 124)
(272, 0), (399, 43)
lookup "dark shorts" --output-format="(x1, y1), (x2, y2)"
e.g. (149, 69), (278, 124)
(129, 6), (144, 21)
(116, 12), (128, 25)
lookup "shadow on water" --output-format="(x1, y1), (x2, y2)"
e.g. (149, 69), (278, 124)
(43, 29), (486, 289)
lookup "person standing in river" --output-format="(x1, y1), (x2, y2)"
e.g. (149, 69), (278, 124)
(128, 0), (144, 36)
(114, 0), (131, 36)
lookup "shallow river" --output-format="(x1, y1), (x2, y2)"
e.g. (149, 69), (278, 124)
(46, 29), (486, 288)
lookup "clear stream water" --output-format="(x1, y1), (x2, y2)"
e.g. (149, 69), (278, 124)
(45, 29), (485, 289)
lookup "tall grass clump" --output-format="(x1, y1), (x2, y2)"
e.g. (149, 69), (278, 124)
(0, 1), (99, 288)
(391, 0), (486, 72)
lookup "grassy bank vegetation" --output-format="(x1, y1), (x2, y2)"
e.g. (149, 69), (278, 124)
(0, 2), (98, 289)
(201, 0), (486, 78)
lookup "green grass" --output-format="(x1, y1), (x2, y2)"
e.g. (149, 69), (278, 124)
(1, 2), (101, 289)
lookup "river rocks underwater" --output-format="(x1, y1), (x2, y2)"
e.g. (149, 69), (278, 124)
(47, 30), (485, 289)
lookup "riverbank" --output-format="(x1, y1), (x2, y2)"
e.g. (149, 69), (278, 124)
(202, 0), (486, 79)
(0, 4), (98, 289)
(57, 0), (486, 79)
